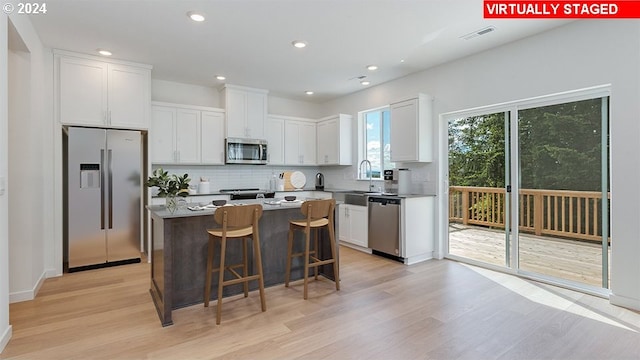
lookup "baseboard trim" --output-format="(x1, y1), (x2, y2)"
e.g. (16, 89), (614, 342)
(9, 270), (47, 303)
(404, 252), (433, 265)
(339, 242), (372, 254)
(45, 267), (62, 278)
(0, 324), (12, 353)
(610, 293), (640, 311)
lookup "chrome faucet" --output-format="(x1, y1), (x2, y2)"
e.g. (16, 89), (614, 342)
(359, 159), (374, 191)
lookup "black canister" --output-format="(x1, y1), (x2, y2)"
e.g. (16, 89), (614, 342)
(315, 172), (324, 190)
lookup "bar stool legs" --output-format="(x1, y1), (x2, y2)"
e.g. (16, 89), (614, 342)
(285, 199), (339, 300)
(203, 204), (265, 325)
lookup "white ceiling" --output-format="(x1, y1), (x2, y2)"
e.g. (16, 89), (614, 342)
(28, 0), (570, 103)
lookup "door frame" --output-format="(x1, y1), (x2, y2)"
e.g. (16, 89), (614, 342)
(439, 85), (612, 296)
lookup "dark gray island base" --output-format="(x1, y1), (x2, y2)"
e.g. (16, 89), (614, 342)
(148, 200), (338, 326)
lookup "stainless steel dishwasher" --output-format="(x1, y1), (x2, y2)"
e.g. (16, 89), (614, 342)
(368, 196), (401, 257)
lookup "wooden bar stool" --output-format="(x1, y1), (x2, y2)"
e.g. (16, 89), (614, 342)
(204, 204), (266, 324)
(285, 198), (339, 299)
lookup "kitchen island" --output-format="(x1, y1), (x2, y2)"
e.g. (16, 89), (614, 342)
(148, 199), (338, 326)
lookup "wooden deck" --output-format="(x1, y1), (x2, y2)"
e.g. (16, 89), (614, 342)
(448, 224), (610, 288)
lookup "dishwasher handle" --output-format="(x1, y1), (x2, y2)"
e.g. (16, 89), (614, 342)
(368, 197), (401, 206)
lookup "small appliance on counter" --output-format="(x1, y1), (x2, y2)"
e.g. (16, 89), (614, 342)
(315, 172), (324, 190)
(384, 169), (398, 194)
(397, 168), (411, 195)
(198, 177), (210, 194)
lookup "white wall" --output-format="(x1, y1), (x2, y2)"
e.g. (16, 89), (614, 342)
(268, 96), (323, 119)
(321, 20), (640, 310)
(0, 9), (12, 356)
(151, 79), (323, 119)
(152, 79), (220, 108)
(2, 4), (50, 307)
(1, 9), (55, 350)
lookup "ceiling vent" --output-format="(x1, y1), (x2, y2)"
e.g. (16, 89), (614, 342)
(460, 26), (495, 40)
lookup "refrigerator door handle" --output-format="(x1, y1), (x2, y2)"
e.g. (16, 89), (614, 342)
(108, 149), (113, 229)
(100, 149), (105, 230)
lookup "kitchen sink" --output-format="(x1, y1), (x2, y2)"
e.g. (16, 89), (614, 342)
(337, 190), (398, 206)
(343, 191), (383, 206)
(344, 193), (369, 206)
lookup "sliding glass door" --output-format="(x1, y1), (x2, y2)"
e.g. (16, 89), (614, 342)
(448, 111), (511, 268)
(517, 97), (610, 289)
(445, 88), (611, 291)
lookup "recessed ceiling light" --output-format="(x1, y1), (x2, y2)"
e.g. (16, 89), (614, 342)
(97, 49), (112, 56)
(400, 59), (405, 63)
(305, 91), (314, 95)
(360, 80), (370, 86)
(366, 65), (378, 71)
(187, 11), (205, 22)
(216, 75), (226, 81)
(292, 40), (307, 48)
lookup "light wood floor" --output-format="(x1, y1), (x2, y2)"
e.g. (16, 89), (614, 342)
(449, 224), (610, 287)
(2, 246), (639, 359)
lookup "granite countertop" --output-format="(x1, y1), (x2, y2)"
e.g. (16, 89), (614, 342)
(151, 188), (328, 198)
(148, 198), (310, 219)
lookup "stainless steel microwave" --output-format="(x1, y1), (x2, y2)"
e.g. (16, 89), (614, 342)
(225, 138), (268, 164)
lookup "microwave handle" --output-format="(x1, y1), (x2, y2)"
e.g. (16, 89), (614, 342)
(259, 144), (264, 160)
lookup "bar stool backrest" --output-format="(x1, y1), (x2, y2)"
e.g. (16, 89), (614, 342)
(300, 199), (336, 223)
(214, 204), (263, 229)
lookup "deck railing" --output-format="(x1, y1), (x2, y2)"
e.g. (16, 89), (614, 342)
(449, 186), (610, 243)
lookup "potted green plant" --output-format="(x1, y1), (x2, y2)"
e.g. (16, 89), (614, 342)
(146, 168), (191, 212)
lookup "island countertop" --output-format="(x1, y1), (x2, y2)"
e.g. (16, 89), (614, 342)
(147, 198), (310, 219)
(148, 198), (338, 326)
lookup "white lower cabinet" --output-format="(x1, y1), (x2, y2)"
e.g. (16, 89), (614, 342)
(401, 196), (435, 264)
(339, 204), (368, 249)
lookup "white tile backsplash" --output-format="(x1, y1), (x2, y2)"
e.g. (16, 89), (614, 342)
(152, 165), (323, 192)
(152, 161), (436, 195)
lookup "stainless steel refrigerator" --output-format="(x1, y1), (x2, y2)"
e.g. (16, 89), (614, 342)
(65, 127), (142, 271)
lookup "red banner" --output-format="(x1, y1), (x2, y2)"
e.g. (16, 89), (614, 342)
(484, 1), (640, 18)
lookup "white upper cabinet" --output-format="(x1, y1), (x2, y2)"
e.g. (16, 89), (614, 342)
(149, 106), (176, 163)
(175, 109), (201, 164)
(107, 64), (151, 129)
(390, 94), (433, 163)
(221, 85), (268, 139)
(200, 111), (225, 165)
(317, 114), (352, 165)
(150, 102), (225, 165)
(55, 50), (151, 129)
(284, 119), (316, 166)
(265, 115), (285, 165)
